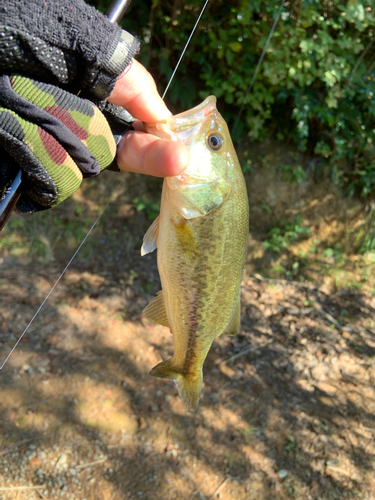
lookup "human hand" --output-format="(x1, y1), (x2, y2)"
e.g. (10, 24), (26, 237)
(0, 74), (117, 212)
(108, 59), (190, 178)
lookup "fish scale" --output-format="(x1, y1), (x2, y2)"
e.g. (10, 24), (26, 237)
(141, 95), (249, 412)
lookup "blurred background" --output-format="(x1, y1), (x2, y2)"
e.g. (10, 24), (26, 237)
(1, 1), (375, 499)
(2, 0), (375, 282)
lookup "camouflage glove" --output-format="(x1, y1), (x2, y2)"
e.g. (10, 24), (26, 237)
(0, 74), (117, 213)
(0, 0), (140, 101)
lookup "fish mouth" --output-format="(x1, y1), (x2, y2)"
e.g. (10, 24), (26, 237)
(169, 95), (218, 133)
(144, 95), (220, 141)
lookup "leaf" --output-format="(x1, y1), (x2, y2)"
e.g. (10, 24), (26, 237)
(228, 41), (242, 53)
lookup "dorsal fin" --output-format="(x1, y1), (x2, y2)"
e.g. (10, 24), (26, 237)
(142, 290), (170, 328)
(141, 216), (159, 256)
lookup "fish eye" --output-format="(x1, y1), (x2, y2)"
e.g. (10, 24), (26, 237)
(207, 133), (224, 151)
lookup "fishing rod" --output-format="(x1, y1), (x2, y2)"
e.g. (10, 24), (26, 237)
(106, 0), (133, 23)
(0, 0), (133, 231)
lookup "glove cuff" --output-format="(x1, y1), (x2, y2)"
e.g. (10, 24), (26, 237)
(90, 29), (140, 100)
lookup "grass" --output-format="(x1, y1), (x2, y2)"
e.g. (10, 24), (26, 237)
(241, 424), (258, 444)
(1, 197), (101, 262)
(3, 170), (375, 294)
(284, 434), (300, 456)
(1, 183), (144, 265)
(132, 195), (160, 222)
(278, 164), (307, 184)
(263, 216), (311, 254)
(257, 212), (375, 290)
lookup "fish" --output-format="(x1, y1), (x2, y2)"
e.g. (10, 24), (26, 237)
(141, 96), (249, 412)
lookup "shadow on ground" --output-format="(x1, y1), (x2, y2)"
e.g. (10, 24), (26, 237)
(1, 171), (375, 500)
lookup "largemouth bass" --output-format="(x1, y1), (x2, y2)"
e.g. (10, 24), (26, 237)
(141, 96), (249, 411)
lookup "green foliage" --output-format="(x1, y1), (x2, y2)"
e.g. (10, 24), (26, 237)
(241, 424), (258, 444)
(278, 164), (306, 184)
(89, 0), (375, 197)
(263, 216), (310, 254)
(323, 244), (345, 264)
(241, 158), (253, 174)
(1, 211), (95, 261)
(358, 206), (375, 253)
(132, 195), (160, 221)
(284, 434), (300, 455)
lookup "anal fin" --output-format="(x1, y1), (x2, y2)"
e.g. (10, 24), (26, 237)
(142, 290), (170, 328)
(223, 295), (241, 336)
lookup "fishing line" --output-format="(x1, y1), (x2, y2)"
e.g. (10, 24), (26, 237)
(0, 0), (210, 369)
(162, 0), (210, 100)
(232, 0), (284, 136)
(0, 178), (125, 370)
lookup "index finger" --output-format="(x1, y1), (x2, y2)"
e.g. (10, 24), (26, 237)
(107, 59), (171, 122)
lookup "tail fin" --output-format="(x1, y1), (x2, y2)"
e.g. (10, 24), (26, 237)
(149, 359), (202, 412)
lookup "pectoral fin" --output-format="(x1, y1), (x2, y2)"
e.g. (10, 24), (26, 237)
(141, 216), (159, 256)
(173, 218), (201, 259)
(142, 290), (170, 328)
(223, 295), (241, 336)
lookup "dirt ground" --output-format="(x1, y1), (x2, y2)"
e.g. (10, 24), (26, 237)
(1, 148), (375, 500)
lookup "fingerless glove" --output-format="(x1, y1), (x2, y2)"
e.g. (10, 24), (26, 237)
(0, 74), (116, 212)
(0, 0), (141, 212)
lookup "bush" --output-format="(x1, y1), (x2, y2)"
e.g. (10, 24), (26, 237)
(91, 0), (375, 197)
